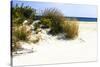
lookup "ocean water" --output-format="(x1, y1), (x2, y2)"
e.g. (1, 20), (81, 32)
(72, 17), (97, 22)
(35, 16), (97, 22)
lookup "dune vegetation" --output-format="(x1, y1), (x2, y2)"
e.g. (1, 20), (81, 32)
(12, 4), (36, 52)
(12, 4), (79, 53)
(61, 18), (79, 39)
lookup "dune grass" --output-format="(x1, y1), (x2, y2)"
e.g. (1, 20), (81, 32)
(12, 25), (31, 52)
(61, 18), (79, 39)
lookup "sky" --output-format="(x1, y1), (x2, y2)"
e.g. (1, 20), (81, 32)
(11, 0), (97, 18)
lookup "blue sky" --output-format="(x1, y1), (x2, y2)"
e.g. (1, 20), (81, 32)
(12, 1), (97, 18)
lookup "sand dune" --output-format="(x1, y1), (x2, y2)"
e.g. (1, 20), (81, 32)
(12, 22), (97, 66)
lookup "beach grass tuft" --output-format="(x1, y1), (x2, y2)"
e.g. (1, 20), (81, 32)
(61, 18), (79, 39)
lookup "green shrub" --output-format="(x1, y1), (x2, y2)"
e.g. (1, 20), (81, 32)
(41, 8), (65, 35)
(61, 18), (79, 39)
(12, 17), (25, 26)
(12, 3), (36, 25)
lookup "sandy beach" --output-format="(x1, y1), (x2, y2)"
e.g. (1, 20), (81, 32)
(12, 21), (97, 66)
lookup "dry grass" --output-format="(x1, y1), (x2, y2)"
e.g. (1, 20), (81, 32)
(12, 25), (32, 52)
(61, 18), (79, 39)
(13, 26), (30, 41)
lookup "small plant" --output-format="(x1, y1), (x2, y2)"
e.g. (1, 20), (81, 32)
(61, 18), (79, 39)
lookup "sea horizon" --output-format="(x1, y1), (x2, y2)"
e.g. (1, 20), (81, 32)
(35, 16), (97, 22)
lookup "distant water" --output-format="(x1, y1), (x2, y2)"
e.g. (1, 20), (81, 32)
(69, 17), (97, 22)
(35, 16), (97, 22)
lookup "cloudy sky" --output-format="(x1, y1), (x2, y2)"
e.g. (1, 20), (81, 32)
(12, 1), (97, 18)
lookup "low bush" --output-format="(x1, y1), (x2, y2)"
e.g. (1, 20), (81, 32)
(41, 8), (65, 35)
(12, 3), (36, 26)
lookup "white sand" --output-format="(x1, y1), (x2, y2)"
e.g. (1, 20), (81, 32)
(12, 22), (97, 66)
